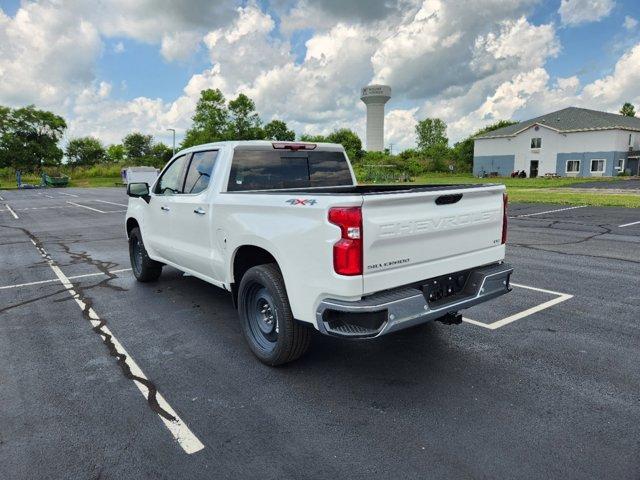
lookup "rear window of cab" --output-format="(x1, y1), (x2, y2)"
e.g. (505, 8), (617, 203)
(227, 148), (352, 191)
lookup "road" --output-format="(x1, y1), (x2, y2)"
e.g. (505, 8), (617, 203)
(1, 188), (639, 479)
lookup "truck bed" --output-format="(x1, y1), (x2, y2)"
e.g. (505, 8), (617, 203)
(226, 183), (493, 195)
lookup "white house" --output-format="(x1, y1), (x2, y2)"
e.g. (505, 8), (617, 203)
(473, 107), (640, 177)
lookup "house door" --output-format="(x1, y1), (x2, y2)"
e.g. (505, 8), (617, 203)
(627, 158), (639, 176)
(530, 160), (539, 178)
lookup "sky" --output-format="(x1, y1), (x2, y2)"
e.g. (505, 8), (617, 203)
(1, 0), (639, 152)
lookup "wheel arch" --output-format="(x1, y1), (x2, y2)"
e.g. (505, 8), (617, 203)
(230, 245), (280, 307)
(126, 217), (139, 238)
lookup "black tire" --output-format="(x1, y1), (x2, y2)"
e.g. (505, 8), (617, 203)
(129, 227), (163, 282)
(238, 263), (311, 366)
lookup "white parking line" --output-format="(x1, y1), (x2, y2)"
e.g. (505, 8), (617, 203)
(17, 206), (72, 211)
(58, 192), (79, 197)
(5, 204), (19, 219)
(95, 199), (128, 207)
(619, 220), (640, 228)
(44, 194), (55, 199)
(510, 205), (587, 218)
(67, 201), (125, 214)
(0, 195), (4, 200)
(0, 268), (132, 290)
(67, 201), (106, 213)
(26, 238), (204, 454)
(462, 282), (573, 330)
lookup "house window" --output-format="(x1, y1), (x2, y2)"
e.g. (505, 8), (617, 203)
(566, 160), (580, 173)
(531, 138), (542, 149)
(590, 159), (605, 173)
(616, 158), (624, 172)
(629, 134), (632, 146)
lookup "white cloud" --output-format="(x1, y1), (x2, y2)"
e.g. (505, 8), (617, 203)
(558, 0), (615, 26)
(160, 31), (202, 62)
(623, 15), (638, 30)
(0, 2), (101, 107)
(2, 0), (640, 153)
(385, 109), (418, 152)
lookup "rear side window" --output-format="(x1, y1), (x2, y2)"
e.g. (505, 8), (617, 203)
(154, 154), (188, 195)
(227, 149), (352, 191)
(184, 150), (218, 194)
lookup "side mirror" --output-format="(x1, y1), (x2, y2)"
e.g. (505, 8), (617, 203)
(127, 182), (150, 203)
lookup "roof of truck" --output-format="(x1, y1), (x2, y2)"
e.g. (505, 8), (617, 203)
(177, 140), (345, 155)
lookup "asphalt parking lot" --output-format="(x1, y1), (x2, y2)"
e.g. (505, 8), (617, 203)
(1, 188), (639, 479)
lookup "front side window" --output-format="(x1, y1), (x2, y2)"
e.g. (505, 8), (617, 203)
(184, 150), (218, 194)
(531, 138), (542, 149)
(227, 149), (352, 191)
(616, 158), (624, 171)
(566, 160), (580, 173)
(154, 155), (188, 195)
(590, 159), (605, 173)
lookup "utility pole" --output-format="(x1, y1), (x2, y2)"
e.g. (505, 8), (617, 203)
(167, 128), (176, 156)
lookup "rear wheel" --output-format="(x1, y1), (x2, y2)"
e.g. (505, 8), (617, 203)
(238, 264), (311, 366)
(129, 227), (162, 282)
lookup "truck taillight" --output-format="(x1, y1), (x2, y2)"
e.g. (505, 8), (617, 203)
(328, 207), (362, 276)
(502, 193), (508, 244)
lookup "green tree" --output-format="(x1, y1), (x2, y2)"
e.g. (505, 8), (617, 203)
(0, 105), (66, 171)
(65, 137), (106, 166)
(326, 128), (363, 161)
(416, 118), (448, 150)
(226, 93), (263, 140)
(150, 142), (173, 166)
(263, 119), (295, 141)
(182, 89), (229, 148)
(123, 132), (153, 160)
(452, 119), (518, 172)
(106, 144), (125, 163)
(620, 102), (636, 117)
(299, 134), (328, 142)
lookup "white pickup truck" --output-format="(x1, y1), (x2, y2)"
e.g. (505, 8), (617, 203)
(125, 141), (512, 365)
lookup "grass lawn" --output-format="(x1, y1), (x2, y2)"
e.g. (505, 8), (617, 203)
(0, 174), (122, 189)
(411, 173), (630, 188)
(2, 171), (638, 207)
(506, 188), (640, 208)
(395, 173), (640, 208)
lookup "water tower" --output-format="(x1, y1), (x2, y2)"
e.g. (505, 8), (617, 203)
(360, 84), (391, 151)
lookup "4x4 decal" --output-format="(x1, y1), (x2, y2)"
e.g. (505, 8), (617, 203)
(286, 199), (317, 206)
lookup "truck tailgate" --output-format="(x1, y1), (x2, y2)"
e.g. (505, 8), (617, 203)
(361, 185), (506, 294)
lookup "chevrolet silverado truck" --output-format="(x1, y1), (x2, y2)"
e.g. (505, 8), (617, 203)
(125, 141), (512, 365)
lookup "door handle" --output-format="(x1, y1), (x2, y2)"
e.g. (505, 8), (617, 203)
(193, 207), (206, 215)
(160, 206), (170, 211)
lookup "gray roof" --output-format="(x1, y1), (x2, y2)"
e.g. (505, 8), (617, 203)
(475, 107), (640, 139)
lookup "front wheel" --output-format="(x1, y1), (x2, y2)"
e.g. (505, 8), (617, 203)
(129, 227), (163, 282)
(238, 264), (311, 366)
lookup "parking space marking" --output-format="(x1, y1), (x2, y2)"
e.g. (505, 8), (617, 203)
(17, 205), (72, 211)
(0, 268), (132, 291)
(44, 194), (55, 199)
(66, 201), (125, 214)
(26, 237), (204, 454)
(58, 192), (79, 197)
(619, 220), (640, 228)
(510, 205), (586, 218)
(66, 201), (106, 213)
(5, 204), (19, 219)
(95, 199), (128, 207)
(463, 282), (573, 330)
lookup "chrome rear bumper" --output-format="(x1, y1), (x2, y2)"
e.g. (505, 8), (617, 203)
(316, 263), (513, 338)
